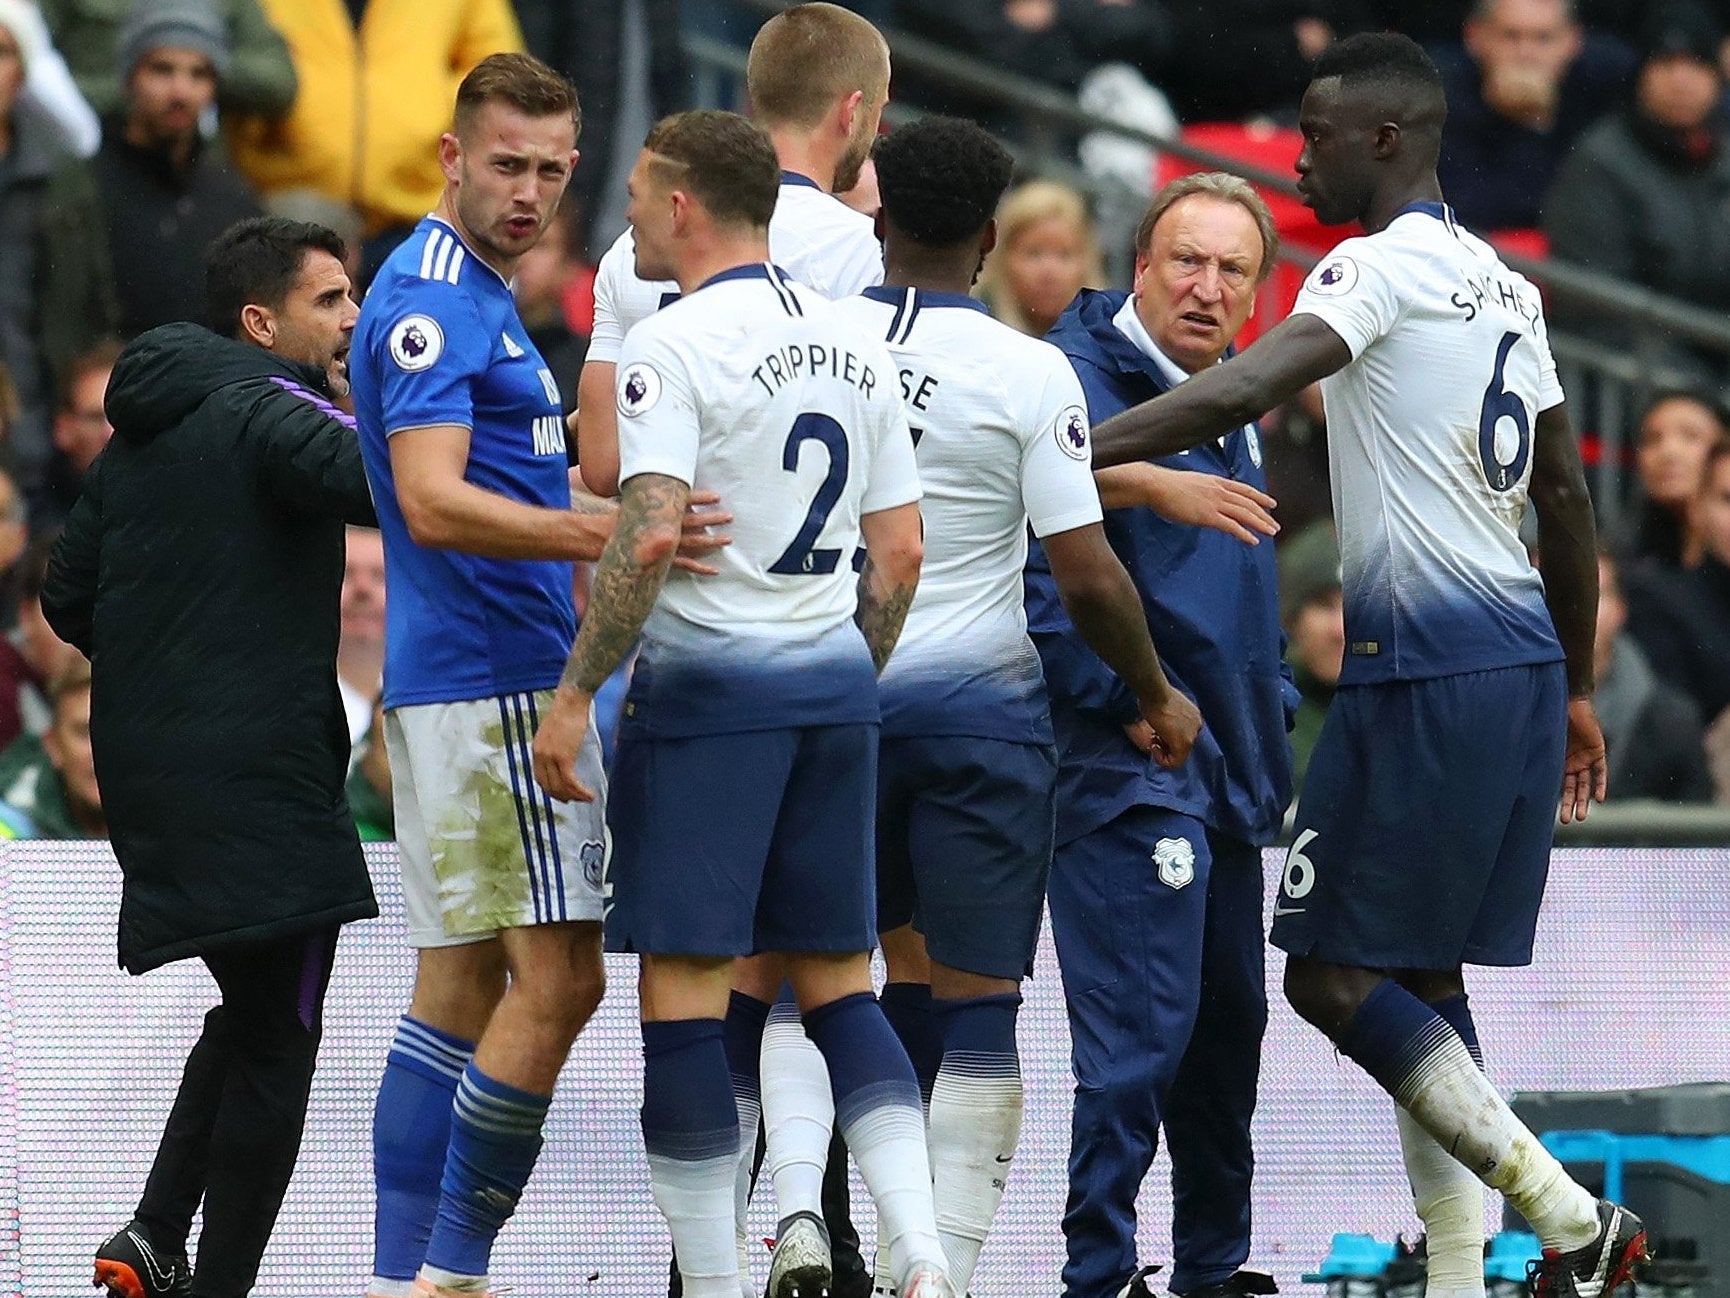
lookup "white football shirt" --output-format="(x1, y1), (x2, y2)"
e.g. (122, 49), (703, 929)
(614, 263), (920, 738)
(834, 287), (1102, 743)
(1291, 201), (1564, 685)
(588, 172), (885, 364)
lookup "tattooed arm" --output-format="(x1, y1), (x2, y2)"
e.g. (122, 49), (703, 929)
(855, 501), (924, 674)
(532, 472), (689, 801)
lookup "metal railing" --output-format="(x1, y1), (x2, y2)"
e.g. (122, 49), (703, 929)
(678, 15), (1730, 845)
(685, 4), (1730, 532)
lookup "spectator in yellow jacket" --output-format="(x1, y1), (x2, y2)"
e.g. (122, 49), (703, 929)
(226, 0), (522, 280)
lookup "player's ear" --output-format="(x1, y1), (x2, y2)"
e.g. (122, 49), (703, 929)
(437, 131), (462, 182)
(1372, 120), (1400, 160)
(873, 206), (886, 243)
(239, 303), (275, 350)
(980, 217), (998, 259)
(837, 88), (864, 139)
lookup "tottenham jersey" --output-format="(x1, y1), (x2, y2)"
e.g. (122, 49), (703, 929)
(587, 172), (884, 364)
(834, 287), (1102, 743)
(352, 216), (576, 708)
(614, 263), (921, 738)
(1291, 201), (1564, 685)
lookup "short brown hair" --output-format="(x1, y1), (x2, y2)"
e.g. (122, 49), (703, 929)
(746, 3), (889, 130)
(455, 52), (581, 141)
(643, 110), (779, 232)
(1135, 173), (1280, 285)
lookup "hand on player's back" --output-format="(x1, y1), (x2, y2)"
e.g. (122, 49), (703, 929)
(1559, 696), (1608, 824)
(674, 489), (733, 575)
(1124, 688), (1204, 769)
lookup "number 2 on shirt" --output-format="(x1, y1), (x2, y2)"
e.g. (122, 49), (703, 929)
(768, 413), (850, 575)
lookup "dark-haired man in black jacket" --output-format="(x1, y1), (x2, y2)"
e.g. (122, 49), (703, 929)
(43, 215), (378, 1298)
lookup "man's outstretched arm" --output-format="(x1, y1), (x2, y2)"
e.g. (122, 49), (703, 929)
(1090, 314), (1352, 467)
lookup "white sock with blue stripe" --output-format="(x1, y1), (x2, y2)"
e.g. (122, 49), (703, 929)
(1340, 979), (1597, 1253)
(803, 992), (946, 1285)
(929, 993), (1024, 1292)
(643, 1019), (743, 1298)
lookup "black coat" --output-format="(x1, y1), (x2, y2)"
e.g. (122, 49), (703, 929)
(41, 323), (380, 974)
(1626, 556), (1730, 730)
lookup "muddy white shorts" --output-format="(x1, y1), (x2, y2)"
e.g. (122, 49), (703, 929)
(384, 690), (608, 947)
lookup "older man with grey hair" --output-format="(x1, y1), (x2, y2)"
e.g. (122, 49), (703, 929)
(1024, 170), (1293, 1298)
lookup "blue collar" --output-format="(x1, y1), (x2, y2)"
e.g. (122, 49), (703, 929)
(861, 284), (990, 314)
(695, 262), (777, 292)
(1394, 199), (1460, 231)
(780, 170), (823, 190)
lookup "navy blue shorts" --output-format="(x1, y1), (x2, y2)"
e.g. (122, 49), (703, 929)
(604, 724), (878, 957)
(875, 734), (1057, 980)
(1272, 662), (1567, 970)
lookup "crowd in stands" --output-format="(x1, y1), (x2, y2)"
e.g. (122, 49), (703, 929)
(0, 0), (1725, 845)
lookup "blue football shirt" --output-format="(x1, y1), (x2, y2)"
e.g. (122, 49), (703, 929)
(351, 216), (576, 708)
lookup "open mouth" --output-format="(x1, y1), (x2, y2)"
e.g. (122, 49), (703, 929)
(506, 215), (538, 239)
(1180, 312), (1220, 330)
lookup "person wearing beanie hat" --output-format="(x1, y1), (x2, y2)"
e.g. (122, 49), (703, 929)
(1544, 0), (1730, 367)
(117, 0), (232, 85)
(37, 0), (296, 122)
(1277, 521), (1344, 794)
(87, 0), (261, 338)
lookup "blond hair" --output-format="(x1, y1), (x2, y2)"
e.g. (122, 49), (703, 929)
(976, 180), (1104, 337)
(747, 3), (890, 130)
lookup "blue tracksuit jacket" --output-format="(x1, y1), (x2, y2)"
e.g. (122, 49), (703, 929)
(1024, 288), (1296, 847)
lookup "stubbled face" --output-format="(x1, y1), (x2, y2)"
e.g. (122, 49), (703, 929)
(1296, 77), (1378, 227)
(126, 45), (217, 147)
(832, 61), (889, 194)
(55, 366), (114, 473)
(1637, 396), (1722, 510)
(1134, 194), (1264, 373)
(1003, 214), (1090, 331)
(1290, 588), (1346, 688)
(263, 249), (358, 393)
(445, 101), (578, 270)
(626, 150), (679, 283)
